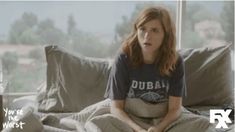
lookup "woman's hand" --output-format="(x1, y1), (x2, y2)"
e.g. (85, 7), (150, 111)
(147, 126), (162, 132)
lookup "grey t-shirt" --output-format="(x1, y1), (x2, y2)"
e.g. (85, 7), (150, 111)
(104, 52), (186, 104)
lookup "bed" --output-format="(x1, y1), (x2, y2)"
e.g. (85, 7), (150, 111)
(2, 44), (234, 132)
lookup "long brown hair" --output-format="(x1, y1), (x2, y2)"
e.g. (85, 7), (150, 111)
(122, 6), (178, 76)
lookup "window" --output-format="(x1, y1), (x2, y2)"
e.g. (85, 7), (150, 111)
(0, 1), (177, 93)
(1, 1), (233, 93)
(181, 1), (234, 48)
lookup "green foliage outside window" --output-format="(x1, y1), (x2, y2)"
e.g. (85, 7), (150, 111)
(1, 1), (233, 93)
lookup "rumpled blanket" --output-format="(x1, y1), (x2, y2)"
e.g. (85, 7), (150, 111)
(44, 99), (217, 132)
(4, 99), (231, 132)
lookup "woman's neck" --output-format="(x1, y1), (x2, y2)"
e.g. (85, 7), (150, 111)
(142, 52), (156, 64)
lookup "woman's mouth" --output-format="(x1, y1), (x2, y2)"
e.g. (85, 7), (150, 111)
(143, 42), (152, 46)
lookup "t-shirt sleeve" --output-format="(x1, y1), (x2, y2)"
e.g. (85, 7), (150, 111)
(104, 53), (130, 100)
(168, 55), (187, 97)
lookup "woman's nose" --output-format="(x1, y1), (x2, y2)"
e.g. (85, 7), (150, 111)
(144, 31), (150, 39)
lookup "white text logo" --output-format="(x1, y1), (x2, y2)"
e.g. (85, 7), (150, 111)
(210, 109), (232, 128)
(3, 108), (26, 129)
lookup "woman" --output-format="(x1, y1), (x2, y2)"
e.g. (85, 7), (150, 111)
(105, 6), (186, 132)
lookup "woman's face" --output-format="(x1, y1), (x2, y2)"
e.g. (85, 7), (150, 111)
(137, 19), (165, 55)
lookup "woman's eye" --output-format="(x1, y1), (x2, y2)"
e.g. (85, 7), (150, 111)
(152, 28), (159, 33)
(139, 27), (145, 32)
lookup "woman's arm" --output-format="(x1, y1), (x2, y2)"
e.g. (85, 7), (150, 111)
(111, 100), (147, 132)
(148, 96), (182, 132)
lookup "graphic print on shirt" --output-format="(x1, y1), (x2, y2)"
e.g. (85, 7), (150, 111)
(127, 79), (169, 103)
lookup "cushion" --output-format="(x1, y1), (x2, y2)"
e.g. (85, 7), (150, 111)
(11, 95), (37, 110)
(38, 44), (233, 112)
(180, 44), (233, 106)
(37, 45), (112, 112)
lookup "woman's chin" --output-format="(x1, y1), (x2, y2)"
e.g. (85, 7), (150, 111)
(142, 47), (156, 53)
